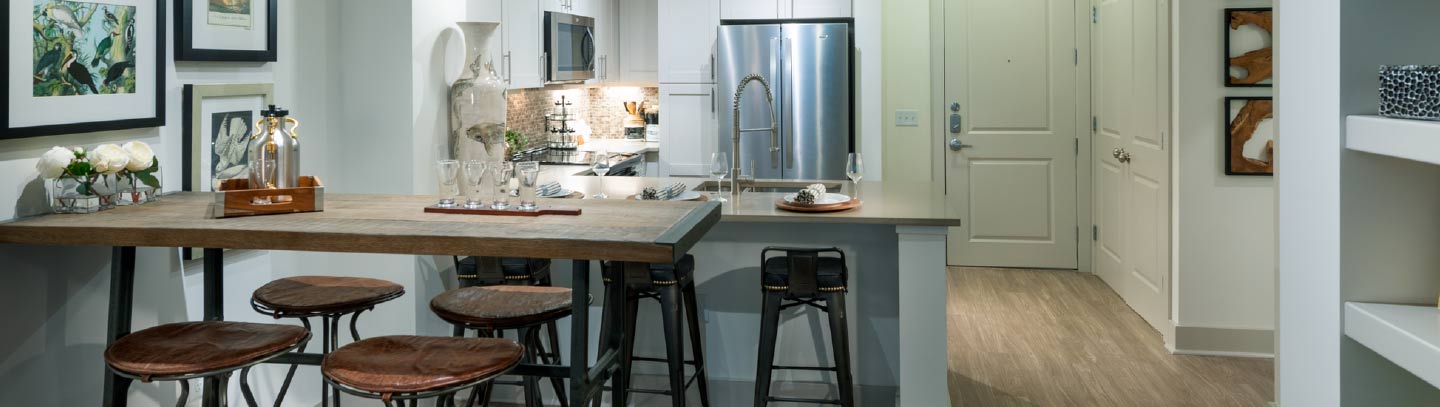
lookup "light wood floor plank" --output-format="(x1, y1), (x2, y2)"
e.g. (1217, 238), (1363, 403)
(948, 267), (1274, 407)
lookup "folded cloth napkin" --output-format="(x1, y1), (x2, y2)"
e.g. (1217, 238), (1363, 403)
(662, 182), (688, 200)
(537, 181), (563, 197)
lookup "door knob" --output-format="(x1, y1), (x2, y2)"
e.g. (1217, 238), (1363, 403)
(1118, 150), (1132, 163)
(949, 138), (972, 151)
(1112, 148), (1122, 159)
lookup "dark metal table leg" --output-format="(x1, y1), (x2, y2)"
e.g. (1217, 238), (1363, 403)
(569, 260), (591, 405)
(203, 248), (224, 407)
(609, 263), (636, 407)
(103, 246), (136, 407)
(567, 261), (590, 405)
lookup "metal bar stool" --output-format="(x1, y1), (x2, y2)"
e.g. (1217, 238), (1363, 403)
(431, 284), (575, 406)
(322, 335), (524, 407)
(251, 276), (405, 407)
(594, 254), (711, 407)
(104, 321), (310, 407)
(754, 247), (854, 406)
(453, 256), (570, 407)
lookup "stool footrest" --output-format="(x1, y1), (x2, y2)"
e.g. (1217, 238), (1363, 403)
(769, 395), (844, 405)
(630, 356), (700, 366)
(772, 364), (837, 372)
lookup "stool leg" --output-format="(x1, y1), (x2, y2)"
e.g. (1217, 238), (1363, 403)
(519, 327), (544, 407)
(658, 285), (688, 407)
(210, 372), (231, 407)
(349, 308), (367, 341)
(823, 292), (855, 407)
(175, 378), (190, 407)
(330, 316), (343, 407)
(619, 293), (640, 407)
(273, 317), (311, 407)
(544, 320), (569, 407)
(240, 367), (258, 407)
(753, 291), (783, 407)
(681, 282), (711, 407)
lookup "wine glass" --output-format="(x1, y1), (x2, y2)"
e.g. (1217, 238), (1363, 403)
(435, 160), (460, 208)
(591, 149), (611, 199)
(846, 153), (864, 199)
(709, 152), (730, 202)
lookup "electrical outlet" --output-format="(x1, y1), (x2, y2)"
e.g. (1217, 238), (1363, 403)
(895, 109), (919, 127)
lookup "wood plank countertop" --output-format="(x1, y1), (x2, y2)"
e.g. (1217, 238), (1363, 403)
(0, 193), (721, 264)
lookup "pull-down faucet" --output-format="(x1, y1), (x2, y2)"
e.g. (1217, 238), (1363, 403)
(731, 73), (779, 195)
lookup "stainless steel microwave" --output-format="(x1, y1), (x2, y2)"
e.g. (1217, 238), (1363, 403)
(543, 11), (596, 83)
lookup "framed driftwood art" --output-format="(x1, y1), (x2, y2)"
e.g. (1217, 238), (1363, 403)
(1225, 7), (1273, 87)
(1225, 97), (1274, 176)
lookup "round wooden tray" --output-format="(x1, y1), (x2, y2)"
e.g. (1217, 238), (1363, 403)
(626, 194), (711, 202)
(774, 197), (862, 213)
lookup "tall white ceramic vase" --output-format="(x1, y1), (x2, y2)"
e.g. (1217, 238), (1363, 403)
(450, 22), (508, 163)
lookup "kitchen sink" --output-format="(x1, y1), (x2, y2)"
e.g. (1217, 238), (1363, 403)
(692, 180), (845, 194)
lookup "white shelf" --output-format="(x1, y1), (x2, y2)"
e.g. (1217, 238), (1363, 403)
(1346, 115), (1440, 166)
(1344, 302), (1440, 389)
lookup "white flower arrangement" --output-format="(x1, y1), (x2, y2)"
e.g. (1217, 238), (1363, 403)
(89, 144), (130, 175)
(35, 141), (161, 192)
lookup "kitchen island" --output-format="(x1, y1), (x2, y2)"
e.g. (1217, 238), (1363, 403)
(536, 174), (958, 406)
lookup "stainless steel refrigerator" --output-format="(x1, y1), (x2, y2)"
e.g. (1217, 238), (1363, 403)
(718, 20), (852, 180)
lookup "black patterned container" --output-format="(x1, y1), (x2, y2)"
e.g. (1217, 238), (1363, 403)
(1380, 65), (1440, 121)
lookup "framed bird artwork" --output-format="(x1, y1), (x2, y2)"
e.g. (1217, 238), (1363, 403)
(175, 0), (277, 62)
(181, 82), (272, 260)
(6, 0), (166, 139)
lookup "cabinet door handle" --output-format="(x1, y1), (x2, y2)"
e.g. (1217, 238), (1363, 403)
(503, 52), (512, 83)
(540, 53), (547, 82)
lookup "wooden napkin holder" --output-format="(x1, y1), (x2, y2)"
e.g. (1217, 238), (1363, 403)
(211, 176), (325, 218)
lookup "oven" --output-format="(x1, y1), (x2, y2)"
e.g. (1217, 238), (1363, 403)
(543, 11), (596, 83)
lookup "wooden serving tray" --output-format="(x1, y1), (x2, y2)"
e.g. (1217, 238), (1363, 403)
(774, 197), (861, 213)
(211, 176), (324, 218)
(424, 205), (582, 217)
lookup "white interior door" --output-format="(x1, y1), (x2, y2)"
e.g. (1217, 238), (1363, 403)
(1092, 0), (1171, 331)
(944, 0), (1079, 269)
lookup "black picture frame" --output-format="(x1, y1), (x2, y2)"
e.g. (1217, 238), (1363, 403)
(1224, 96), (1275, 176)
(3, 0), (167, 140)
(175, 0), (277, 62)
(1223, 7), (1273, 88)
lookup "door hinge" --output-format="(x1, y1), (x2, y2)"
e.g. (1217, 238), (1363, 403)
(1092, 225), (1099, 241)
(1074, 138), (1079, 155)
(1074, 48), (1078, 66)
(1092, 6), (1098, 23)
(1091, 116), (1098, 132)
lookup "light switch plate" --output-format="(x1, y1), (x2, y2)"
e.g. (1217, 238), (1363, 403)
(895, 109), (919, 127)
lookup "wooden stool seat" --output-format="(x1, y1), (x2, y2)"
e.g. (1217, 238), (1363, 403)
(322, 335), (524, 395)
(431, 285), (573, 329)
(105, 321), (308, 379)
(252, 276), (404, 316)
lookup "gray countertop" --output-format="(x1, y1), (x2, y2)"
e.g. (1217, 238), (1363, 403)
(537, 174), (960, 227)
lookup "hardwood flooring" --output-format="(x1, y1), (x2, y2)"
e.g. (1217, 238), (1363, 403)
(948, 267), (1274, 407)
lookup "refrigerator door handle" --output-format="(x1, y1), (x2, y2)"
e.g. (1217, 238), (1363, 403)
(770, 37), (782, 170)
(785, 36), (795, 170)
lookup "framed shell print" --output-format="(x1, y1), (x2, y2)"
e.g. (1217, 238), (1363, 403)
(1225, 8), (1273, 87)
(175, 0), (276, 61)
(5, 0), (166, 140)
(1225, 97), (1274, 176)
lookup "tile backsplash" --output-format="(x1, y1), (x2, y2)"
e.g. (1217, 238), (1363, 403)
(506, 86), (658, 149)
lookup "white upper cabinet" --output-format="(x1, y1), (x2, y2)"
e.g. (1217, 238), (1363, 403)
(721, 0), (780, 19)
(617, 0), (659, 84)
(722, 0), (851, 19)
(659, 83), (718, 176)
(659, 0), (719, 84)
(790, 0), (850, 18)
(466, 0), (542, 89)
(504, 0), (544, 89)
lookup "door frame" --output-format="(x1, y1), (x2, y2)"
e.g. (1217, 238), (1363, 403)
(929, 0), (1095, 273)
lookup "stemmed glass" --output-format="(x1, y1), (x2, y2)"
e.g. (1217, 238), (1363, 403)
(462, 160), (488, 209)
(846, 153), (864, 199)
(591, 149), (611, 199)
(709, 152), (730, 202)
(435, 160), (460, 208)
(517, 161), (541, 210)
(490, 161), (514, 209)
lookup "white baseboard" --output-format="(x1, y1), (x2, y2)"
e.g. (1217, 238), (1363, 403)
(1172, 325), (1275, 358)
